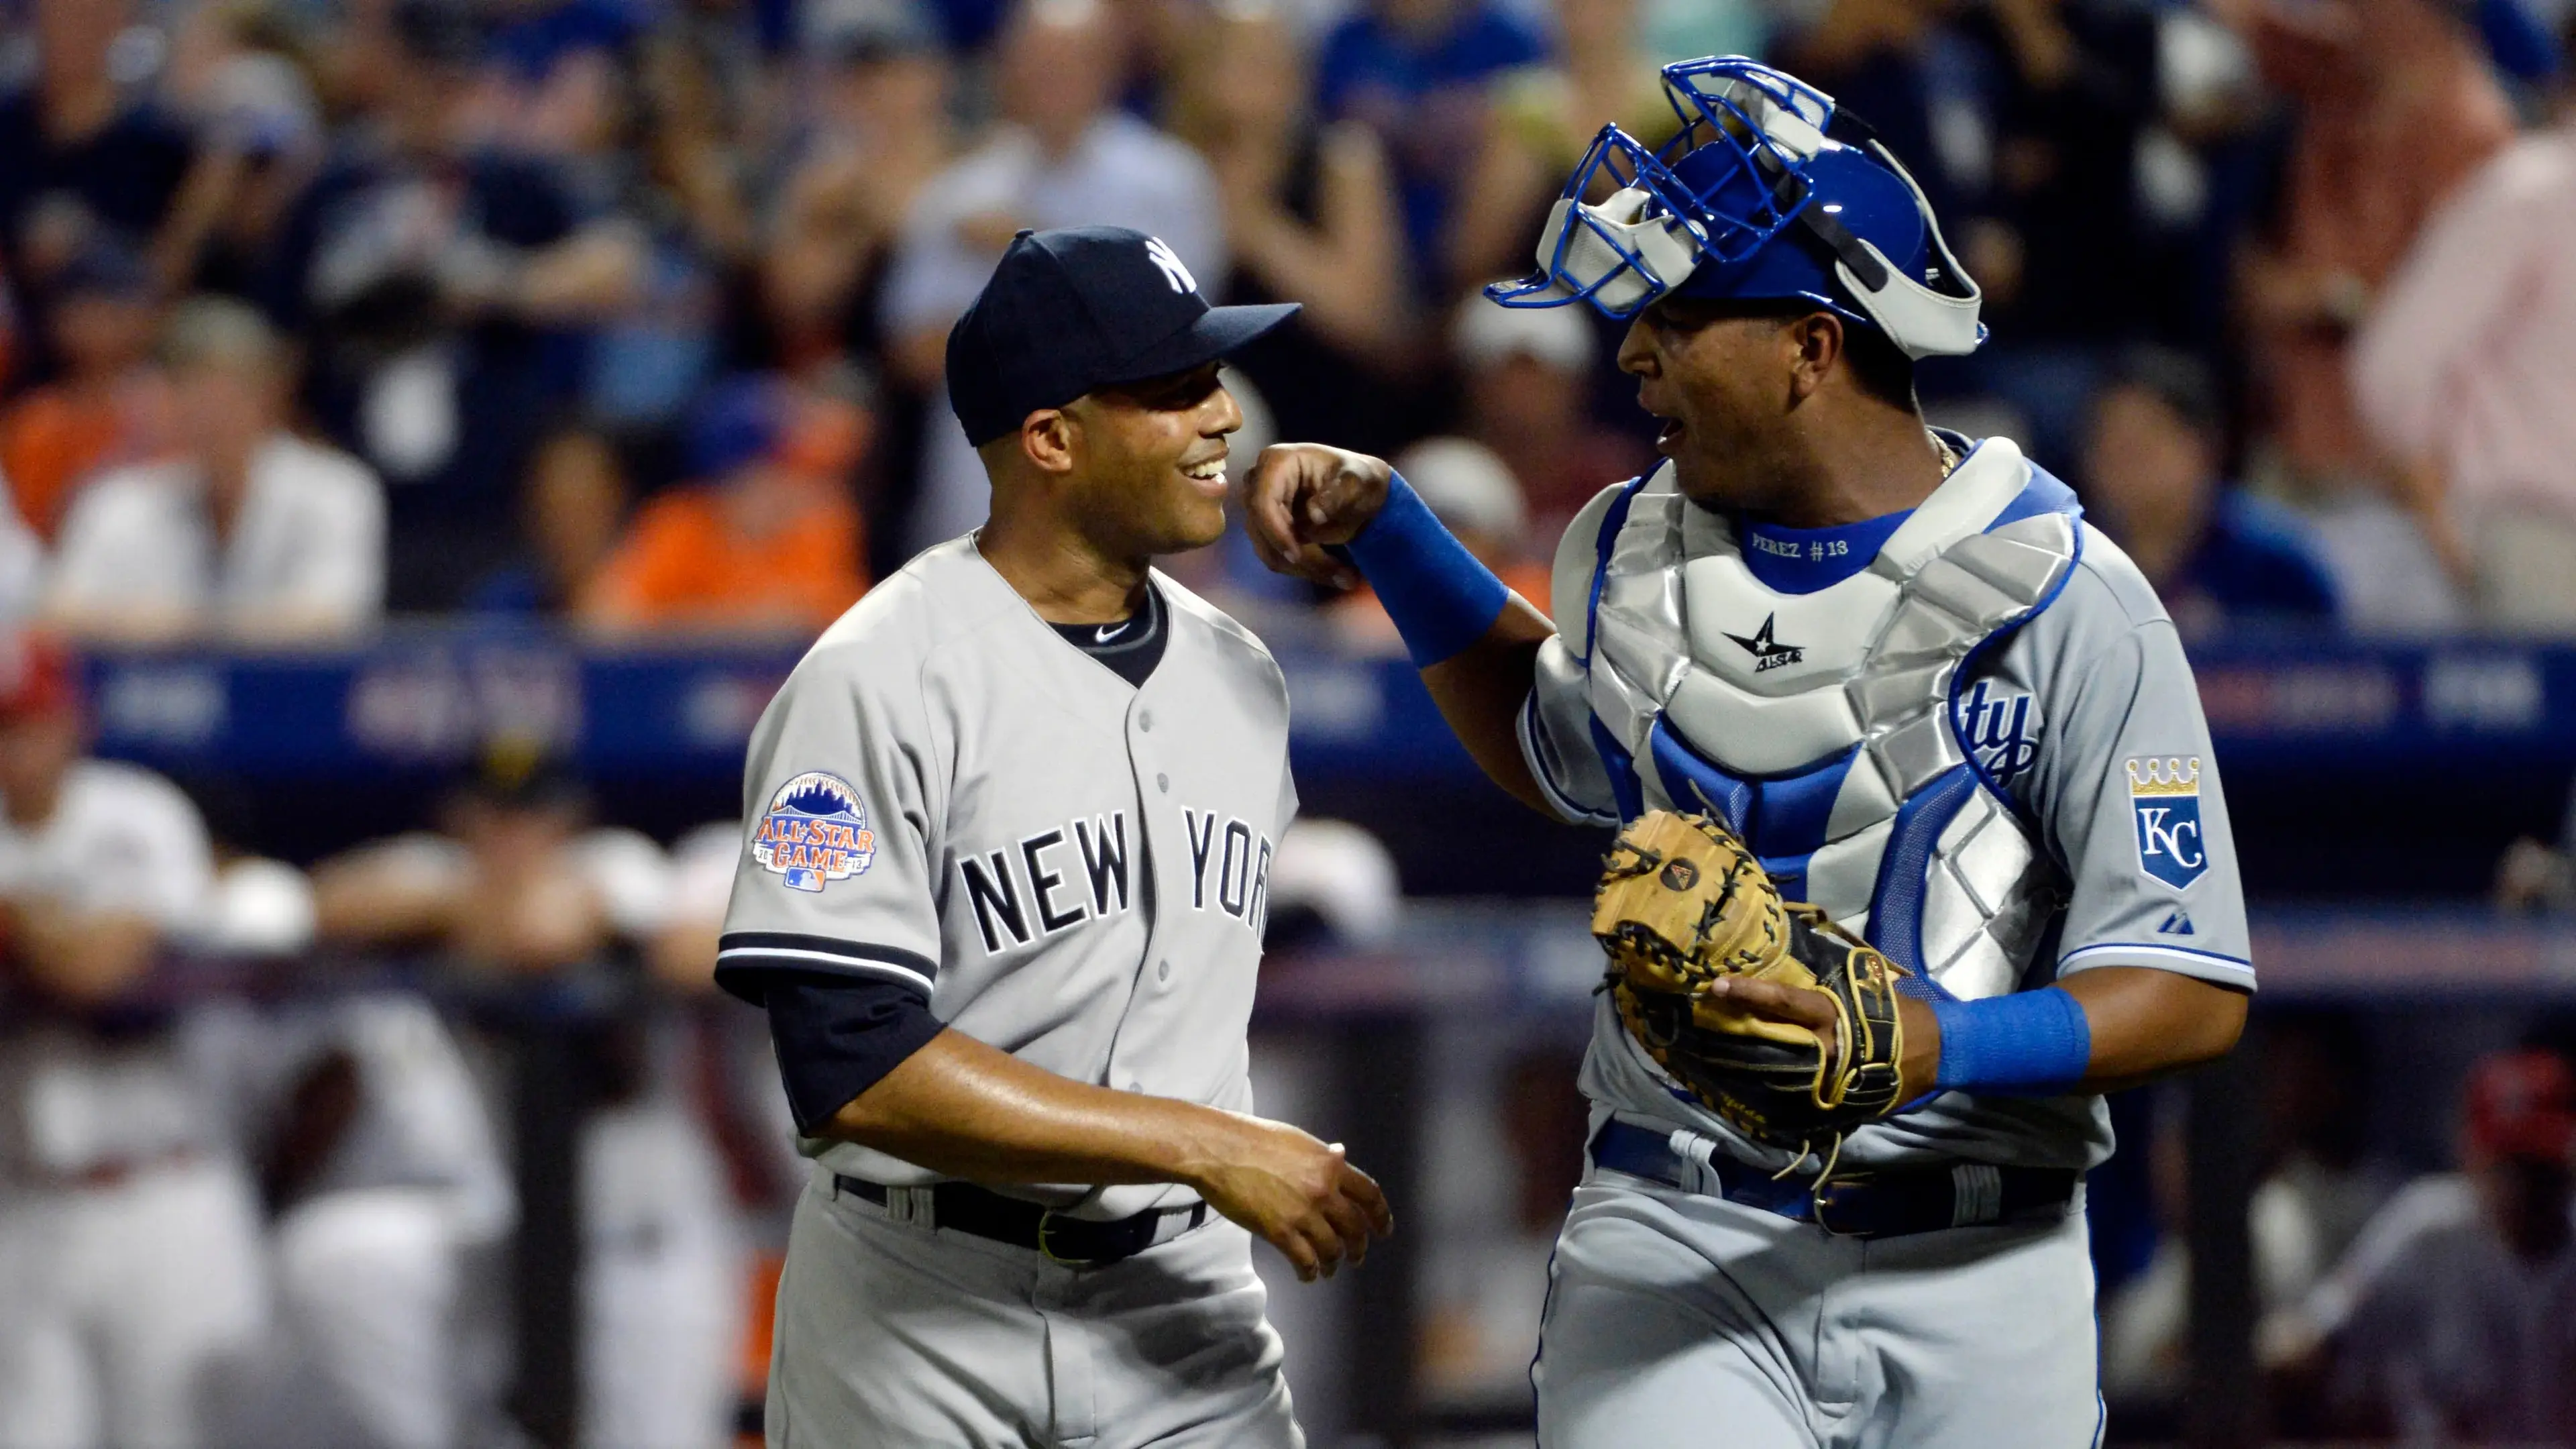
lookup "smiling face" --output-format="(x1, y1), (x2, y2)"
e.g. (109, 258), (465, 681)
(1617, 296), (1827, 515)
(1055, 362), (1243, 556)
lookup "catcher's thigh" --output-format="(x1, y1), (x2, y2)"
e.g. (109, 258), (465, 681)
(1535, 1172), (2103, 1449)
(1535, 1177), (1821, 1448)
(767, 1170), (1301, 1449)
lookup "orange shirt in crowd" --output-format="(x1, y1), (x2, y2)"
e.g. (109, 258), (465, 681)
(579, 478), (869, 637)
(1, 378), (170, 539)
(1333, 555), (1556, 656)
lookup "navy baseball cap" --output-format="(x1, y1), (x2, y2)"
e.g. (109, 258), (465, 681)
(946, 227), (1298, 447)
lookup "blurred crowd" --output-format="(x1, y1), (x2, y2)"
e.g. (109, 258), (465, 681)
(0, 0), (2556, 657)
(0, 629), (787, 1449)
(3, 0), (2576, 1444)
(0, 619), (1411, 1449)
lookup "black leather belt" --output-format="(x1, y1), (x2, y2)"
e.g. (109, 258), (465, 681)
(1591, 1119), (2077, 1239)
(835, 1175), (1209, 1265)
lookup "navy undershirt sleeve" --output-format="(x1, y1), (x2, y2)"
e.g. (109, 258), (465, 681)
(757, 972), (948, 1134)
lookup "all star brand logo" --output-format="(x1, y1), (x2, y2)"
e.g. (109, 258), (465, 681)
(1725, 614), (1806, 672)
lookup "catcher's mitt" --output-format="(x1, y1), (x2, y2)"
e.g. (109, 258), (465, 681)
(1593, 810), (1913, 1157)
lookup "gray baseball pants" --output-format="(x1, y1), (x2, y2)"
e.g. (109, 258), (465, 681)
(1534, 1168), (2105, 1448)
(765, 1167), (1301, 1448)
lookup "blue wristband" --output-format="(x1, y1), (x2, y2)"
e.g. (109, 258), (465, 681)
(1334, 472), (1511, 669)
(1928, 985), (2092, 1095)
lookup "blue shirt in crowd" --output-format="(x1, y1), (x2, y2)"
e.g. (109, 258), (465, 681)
(2167, 490), (2341, 629)
(1315, 3), (1546, 282)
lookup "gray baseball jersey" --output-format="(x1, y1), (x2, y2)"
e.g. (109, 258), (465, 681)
(1522, 437), (2254, 1176)
(719, 536), (1307, 1446)
(1514, 435), (2244, 1445)
(718, 535), (1297, 1220)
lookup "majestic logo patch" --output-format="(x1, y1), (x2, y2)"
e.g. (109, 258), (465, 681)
(2127, 757), (2206, 890)
(2157, 909), (2194, 936)
(1724, 614), (1805, 672)
(754, 771), (877, 892)
(1960, 680), (2040, 784)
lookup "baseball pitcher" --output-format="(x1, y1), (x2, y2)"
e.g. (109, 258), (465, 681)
(717, 226), (1391, 1448)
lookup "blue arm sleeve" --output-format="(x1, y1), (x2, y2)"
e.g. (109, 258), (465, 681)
(758, 972), (948, 1134)
(1332, 471), (1511, 669)
(1928, 986), (2093, 1096)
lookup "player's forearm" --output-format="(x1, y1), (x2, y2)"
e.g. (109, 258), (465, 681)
(1881, 968), (2247, 1100)
(9, 904), (162, 1004)
(820, 1026), (1265, 1192)
(2055, 965), (2248, 1091)
(1420, 613), (1554, 812)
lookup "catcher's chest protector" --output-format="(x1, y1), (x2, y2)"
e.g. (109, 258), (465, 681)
(1575, 437), (2079, 1002)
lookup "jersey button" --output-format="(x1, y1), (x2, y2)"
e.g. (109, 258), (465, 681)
(1157, 959), (1171, 983)
(1139, 710), (1155, 731)
(1157, 773), (1169, 793)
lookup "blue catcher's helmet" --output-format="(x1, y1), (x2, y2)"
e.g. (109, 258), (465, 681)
(1487, 56), (1984, 360)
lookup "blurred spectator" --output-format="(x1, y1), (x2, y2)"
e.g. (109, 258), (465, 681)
(2080, 347), (2338, 639)
(1782, 0), (1986, 241)
(580, 817), (782, 1449)
(45, 296), (385, 645)
(2496, 773), (2576, 914)
(0, 233), (174, 541)
(576, 376), (869, 639)
(529, 36), (749, 434)
(0, 0), (200, 364)
(1167, 1), (1420, 456)
(1447, 0), (1684, 293)
(468, 423), (632, 616)
(1452, 297), (1652, 539)
(1418, 1042), (1589, 1408)
(2231, 0), (2511, 631)
(759, 2), (955, 376)
(272, 0), (643, 608)
(247, 994), (515, 1449)
(1312, 0), (1546, 294)
(309, 745), (669, 979)
(2320, 1049), (2576, 1440)
(155, 0), (329, 305)
(881, 0), (1225, 554)
(1963, 0), (2158, 341)
(0, 491), (46, 633)
(1263, 817), (1405, 954)
(309, 763), (765, 1449)
(2350, 41), (2576, 633)
(2100, 1081), (2327, 1411)
(1334, 436), (1550, 653)
(578, 1051), (749, 1449)
(0, 633), (270, 1449)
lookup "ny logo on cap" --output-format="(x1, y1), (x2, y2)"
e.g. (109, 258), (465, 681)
(1144, 237), (1197, 295)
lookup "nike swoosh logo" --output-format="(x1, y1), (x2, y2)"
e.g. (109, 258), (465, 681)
(1095, 621), (1134, 643)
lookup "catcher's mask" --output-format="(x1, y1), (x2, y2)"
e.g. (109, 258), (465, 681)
(1484, 56), (1984, 360)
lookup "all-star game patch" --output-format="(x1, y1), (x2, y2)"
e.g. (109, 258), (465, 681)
(754, 771), (877, 892)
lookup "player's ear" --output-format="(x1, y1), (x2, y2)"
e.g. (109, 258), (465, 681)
(1018, 409), (1079, 476)
(1786, 311), (1841, 403)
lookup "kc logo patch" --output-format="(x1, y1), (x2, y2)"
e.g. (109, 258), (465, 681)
(754, 772), (877, 892)
(2127, 756), (2206, 890)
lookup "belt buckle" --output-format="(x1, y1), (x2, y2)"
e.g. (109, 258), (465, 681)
(1809, 1177), (1866, 1238)
(1035, 1208), (1095, 1267)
